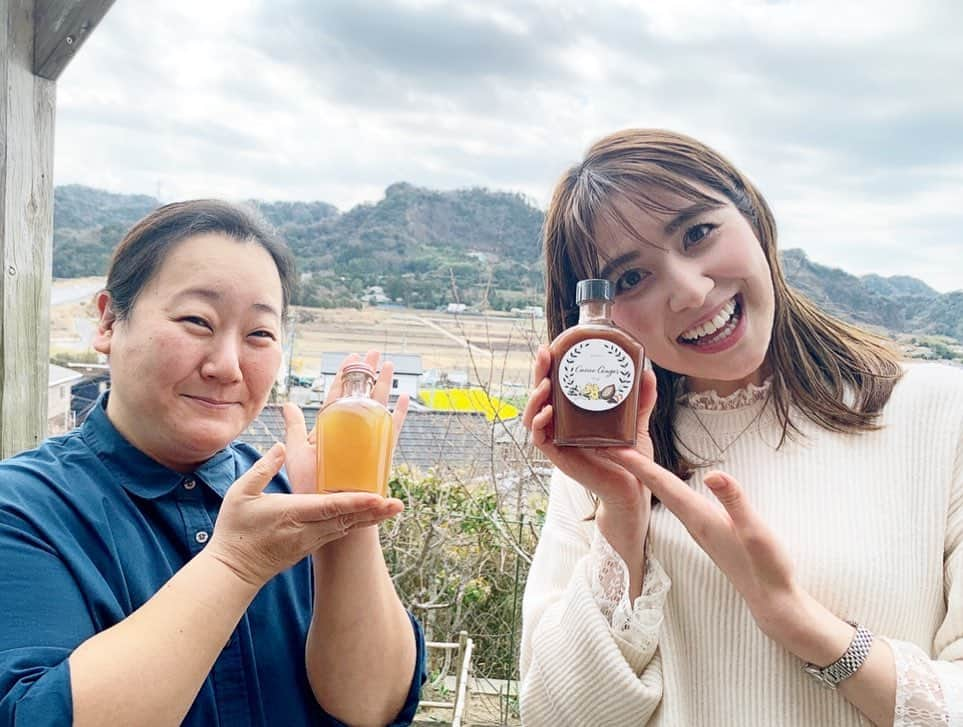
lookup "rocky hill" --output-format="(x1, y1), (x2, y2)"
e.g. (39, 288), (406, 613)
(780, 249), (961, 341)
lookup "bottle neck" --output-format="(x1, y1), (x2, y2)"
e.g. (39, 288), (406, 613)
(578, 299), (612, 325)
(342, 372), (373, 398)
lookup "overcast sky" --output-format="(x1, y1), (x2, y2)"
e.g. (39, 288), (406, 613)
(55, 0), (962, 292)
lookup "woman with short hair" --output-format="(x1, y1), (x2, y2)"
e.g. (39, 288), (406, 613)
(0, 200), (424, 726)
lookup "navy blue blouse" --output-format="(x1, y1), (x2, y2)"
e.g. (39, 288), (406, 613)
(0, 396), (425, 726)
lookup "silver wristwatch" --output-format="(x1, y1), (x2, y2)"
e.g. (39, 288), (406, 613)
(802, 621), (874, 689)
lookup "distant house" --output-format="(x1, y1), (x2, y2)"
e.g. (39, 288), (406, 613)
(511, 305), (544, 318)
(361, 285), (390, 305)
(421, 368), (469, 388)
(48, 364), (83, 434)
(67, 365), (112, 426)
(315, 352), (423, 402)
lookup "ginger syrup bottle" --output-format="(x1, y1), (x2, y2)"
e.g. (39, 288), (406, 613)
(550, 279), (644, 447)
(316, 362), (393, 496)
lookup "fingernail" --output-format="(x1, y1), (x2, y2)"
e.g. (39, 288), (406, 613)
(704, 475), (724, 489)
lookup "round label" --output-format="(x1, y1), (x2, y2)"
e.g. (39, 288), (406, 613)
(558, 338), (635, 411)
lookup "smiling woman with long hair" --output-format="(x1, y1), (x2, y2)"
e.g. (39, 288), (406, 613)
(521, 129), (963, 726)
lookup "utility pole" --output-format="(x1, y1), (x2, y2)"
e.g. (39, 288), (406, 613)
(282, 310), (296, 400)
(449, 267), (461, 305)
(480, 264), (494, 311)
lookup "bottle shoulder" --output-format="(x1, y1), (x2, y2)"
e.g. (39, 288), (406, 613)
(319, 395), (391, 418)
(549, 322), (643, 356)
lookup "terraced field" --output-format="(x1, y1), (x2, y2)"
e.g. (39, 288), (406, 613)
(290, 306), (548, 395)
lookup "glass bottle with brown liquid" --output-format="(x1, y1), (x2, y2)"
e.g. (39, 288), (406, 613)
(550, 279), (644, 446)
(316, 362), (393, 496)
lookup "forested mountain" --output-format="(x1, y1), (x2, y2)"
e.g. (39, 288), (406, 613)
(780, 249), (962, 340)
(52, 184), (961, 341)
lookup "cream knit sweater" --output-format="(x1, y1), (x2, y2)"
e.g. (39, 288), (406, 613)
(520, 363), (963, 726)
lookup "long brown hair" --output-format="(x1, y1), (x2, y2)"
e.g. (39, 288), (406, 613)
(543, 129), (903, 480)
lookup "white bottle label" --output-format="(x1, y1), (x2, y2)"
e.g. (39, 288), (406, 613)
(558, 338), (635, 411)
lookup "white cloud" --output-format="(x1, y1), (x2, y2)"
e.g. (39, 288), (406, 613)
(53, 0), (963, 292)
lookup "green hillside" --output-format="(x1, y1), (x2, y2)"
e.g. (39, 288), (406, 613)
(51, 185), (960, 344)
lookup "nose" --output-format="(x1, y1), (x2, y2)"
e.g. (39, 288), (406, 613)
(201, 335), (243, 383)
(666, 262), (713, 313)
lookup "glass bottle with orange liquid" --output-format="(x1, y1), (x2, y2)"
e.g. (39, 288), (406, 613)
(316, 362), (393, 496)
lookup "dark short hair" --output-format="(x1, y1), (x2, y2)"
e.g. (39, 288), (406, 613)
(104, 199), (296, 320)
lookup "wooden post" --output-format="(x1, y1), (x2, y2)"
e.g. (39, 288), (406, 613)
(33, 0), (115, 81)
(1, 0), (111, 457)
(452, 631), (472, 727)
(1, 0), (56, 458)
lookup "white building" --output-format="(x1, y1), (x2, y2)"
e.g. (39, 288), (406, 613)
(361, 285), (390, 305)
(314, 352), (423, 403)
(48, 363), (83, 434)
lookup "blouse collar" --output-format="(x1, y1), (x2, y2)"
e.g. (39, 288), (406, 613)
(677, 376), (773, 411)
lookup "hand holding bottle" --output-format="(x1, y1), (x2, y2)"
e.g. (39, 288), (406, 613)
(523, 344), (659, 512)
(206, 442), (401, 588)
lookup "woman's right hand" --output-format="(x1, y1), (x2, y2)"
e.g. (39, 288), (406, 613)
(522, 345), (659, 513)
(205, 442), (402, 588)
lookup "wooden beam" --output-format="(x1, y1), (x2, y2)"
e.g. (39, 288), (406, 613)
(1, 0), (56, 457)
(33, 0), (114, 81)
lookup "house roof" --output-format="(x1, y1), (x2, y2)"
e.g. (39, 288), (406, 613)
(48, 363), (84, 387)
(241, 404), (495, 474)
(319, 352), (423, 376)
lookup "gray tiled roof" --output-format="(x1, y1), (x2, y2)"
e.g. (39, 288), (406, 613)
(241, 404), (496, 474)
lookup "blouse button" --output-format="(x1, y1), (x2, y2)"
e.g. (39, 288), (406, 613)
(184, 479), (196, 490)
(195, 531), (209, 544)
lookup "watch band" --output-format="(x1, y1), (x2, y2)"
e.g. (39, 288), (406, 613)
(802, 621), (874, 690)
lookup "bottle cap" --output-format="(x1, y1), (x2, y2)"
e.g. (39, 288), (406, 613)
(341, 362), (376, 381)
(575, 279), (614, 304)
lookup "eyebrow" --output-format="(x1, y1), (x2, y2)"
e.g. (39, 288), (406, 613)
(175, 288), (281, 319)
(598, 200), (728, 280)
(663, 201), (726, 236)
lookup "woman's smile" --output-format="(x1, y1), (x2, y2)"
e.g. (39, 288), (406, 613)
(676, 293), (747, 354)
(182, 394), (241, 410)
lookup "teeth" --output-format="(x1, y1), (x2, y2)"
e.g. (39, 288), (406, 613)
(681, 298), (737, 341)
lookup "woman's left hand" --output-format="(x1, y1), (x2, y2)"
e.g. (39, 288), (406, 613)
(282, 350), (410, 495)
(602, 447), (805, 644)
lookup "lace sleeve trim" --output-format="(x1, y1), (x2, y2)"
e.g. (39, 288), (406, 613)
(589, 528), (670, 649)
(887, 637), (950, 726)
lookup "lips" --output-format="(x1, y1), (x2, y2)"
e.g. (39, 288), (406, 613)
(184, 394), (239, 408)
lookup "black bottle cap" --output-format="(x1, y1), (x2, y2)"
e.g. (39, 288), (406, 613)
(575, 279), (613, 304)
